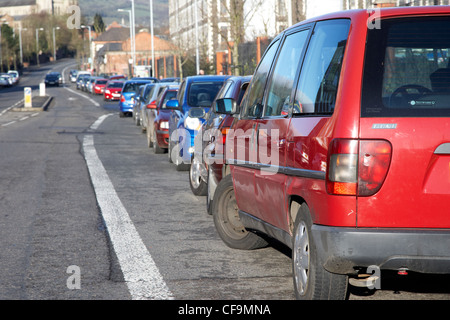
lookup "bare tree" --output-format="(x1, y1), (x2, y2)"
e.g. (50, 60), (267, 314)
(218, 0), (264, 76)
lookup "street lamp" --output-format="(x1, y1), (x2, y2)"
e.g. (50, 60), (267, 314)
(118, 8), (135, 77)
(35, 27), (44, 68)
(149, 0), (155, 77)
(53, 26), (60, 62)
(19, 27), (27, 65)
(81, 25), (92, 71)
(131, 0), (136, 77)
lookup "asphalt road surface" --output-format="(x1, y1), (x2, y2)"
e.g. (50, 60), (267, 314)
(1, 59), (450, 306)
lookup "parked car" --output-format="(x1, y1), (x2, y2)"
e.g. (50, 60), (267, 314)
(132, 83), (156, 127)
(131, 77), (159, 82)
(119, 79), (155, 117)
(103, 80), (124, 101)
(87, 76), (98, 93)
(81, 76), (91, 91)
(211, 6), (450, 300)
(7, 70), (19, 84)
(160, 77), (180, 83)
(109, 74), (127, 81)
(93, 78), (108, 95)
(141, 82), (178, 133)
(76, 72), (90, 90)
(69, 69), (78, 82)
(146, 85), (180, 153)
(166, 75), (229, 170)
(44, 72), (61, 87)
(0, 74), (12, 87)
(188, 75), (251, 197)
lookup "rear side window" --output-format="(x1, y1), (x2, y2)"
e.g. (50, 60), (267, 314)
(187, 82), (224, 107)
(294, 19), (350, 115)
(362, 17), (450, 117)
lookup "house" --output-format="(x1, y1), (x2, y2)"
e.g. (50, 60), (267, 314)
(93, 23), (179, 78)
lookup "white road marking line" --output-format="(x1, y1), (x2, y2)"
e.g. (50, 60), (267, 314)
(83, 114), (173, 300)
(64, 86), (100, 107)
(19, 116), (29, 121)
(2, 121), (17, 127)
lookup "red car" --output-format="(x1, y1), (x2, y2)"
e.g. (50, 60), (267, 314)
(103, 80), (124, 101)
(146, 85), (179, 153)
(211, 6), (450, 300)
(93, 78), (108, 95)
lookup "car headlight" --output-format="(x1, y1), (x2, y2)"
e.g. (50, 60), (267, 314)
(184, 117), (201, 130)
(160, 121), (169, 129)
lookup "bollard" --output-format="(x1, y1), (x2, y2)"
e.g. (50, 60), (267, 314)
(24, 87), (32, 108)
(40, 82), (46, 97)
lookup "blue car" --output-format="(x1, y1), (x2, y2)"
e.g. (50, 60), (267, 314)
(119, 79), (158, 117)
(167, 75), (229, 171)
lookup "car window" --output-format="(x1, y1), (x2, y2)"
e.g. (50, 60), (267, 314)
(161, 90), (178, 109)
(187, 82), (224, 107)
(264, 30), (309, 117)
(242, 39), (280, 118)
(294, 19), (350, 115)
(362, 16), (450, 117)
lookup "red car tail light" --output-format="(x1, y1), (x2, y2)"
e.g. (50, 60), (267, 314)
(120, 95), (125, 102)
(326, 139), (391, 196)
(327, 139), (359, 195)
(358, 140), (392, 196)
(146, 100), (157, 109)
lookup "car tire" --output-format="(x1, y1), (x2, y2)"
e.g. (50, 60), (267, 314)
(168, 140), (173, 163)
(153, 130), (164, 154)
(212, 175), (267, 250)
(189, 157), (207, 196)
(206, 169), (213, 215)
(146, 126), (153, 148)
(292, 204), (348, 300)
(135, 113), (140, 126)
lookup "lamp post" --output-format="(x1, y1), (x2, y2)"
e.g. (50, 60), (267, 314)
(19, 27), (27, 65)
(118, 8), (135, 77)
(194, 0), (199, 75)
(81, 25), (92, 71)
(131, 0), (136, 77)
(35, 27), (44, 67)
(149, 0), (155, 77)
(52, 26), (60, 62)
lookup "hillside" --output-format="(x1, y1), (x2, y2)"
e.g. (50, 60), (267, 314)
(78, 0), (169, 29)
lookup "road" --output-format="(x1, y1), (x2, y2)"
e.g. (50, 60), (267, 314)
(1, 59), (450, 306)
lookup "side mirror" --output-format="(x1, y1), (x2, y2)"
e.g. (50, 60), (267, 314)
(166, 99), (179, 109)
(188, 107), (206, 118)
(214, 98), (238, 115)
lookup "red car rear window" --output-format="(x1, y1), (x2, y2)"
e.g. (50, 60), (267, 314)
(362, 16), (450, 117)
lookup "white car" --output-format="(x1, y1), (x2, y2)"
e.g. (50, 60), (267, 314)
(0, 74), (12, 87)
(7, 70), (19, 84)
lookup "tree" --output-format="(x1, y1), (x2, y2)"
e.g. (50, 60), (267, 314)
(93, 14), (106, 34)
(0, 24), (19, 72)
(218, 0), (264, 76)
